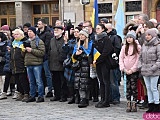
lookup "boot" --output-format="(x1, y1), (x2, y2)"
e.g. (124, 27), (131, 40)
(126, 101), (131, 112)
(15, 94), (24, 101)
(152, 104), (160, 112)
(146, 103), (154, 113)
(78, 98), (89, 108)
(131, 101), (137, 112)
(95, 101), (110, 108)
(22, 94), (29, 102)
(26, 96), (36, 103)
(68, 87), (75, 104)
(0, 92), (7, 100)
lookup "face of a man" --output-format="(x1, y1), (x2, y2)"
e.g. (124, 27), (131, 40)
(28, 30), (35, 39)
(54, 28), (63, 37)
(55, 21), (62, 26)
(37, 21), (44, 30)
(83, 22), (92, 34)
(23, 27), (29, 33)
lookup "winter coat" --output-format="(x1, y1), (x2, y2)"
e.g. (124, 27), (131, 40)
(119, 40), (141, 73)
(3, 40), (11, 73)
(107, 29), (122, 55)
(37, 26), (53, 61)
(10, 37), (27, 74)
(24, 36), (45, 66)
(138, 37), (160, 76)
(48, 36), (65, 71)
(93, 32), (113, 66)
(73, 40), (93, 90)
(63, 38), (77, 82)
(0, 41), (8, 75)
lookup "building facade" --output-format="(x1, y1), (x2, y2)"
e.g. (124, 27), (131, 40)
(0, 0), (160, 29)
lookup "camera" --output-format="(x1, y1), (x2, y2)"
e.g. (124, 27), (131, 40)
(23, 40), (31, 48)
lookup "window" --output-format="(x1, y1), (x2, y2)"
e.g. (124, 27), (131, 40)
(32, 2), (59, 26)
(98, 3), (112, 14)
(125, 1), (142, 12)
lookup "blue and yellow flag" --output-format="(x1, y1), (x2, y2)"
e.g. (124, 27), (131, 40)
(91, 0), (99, 28)
(115, 0), (125, 39)
(93, 48), (100, 61)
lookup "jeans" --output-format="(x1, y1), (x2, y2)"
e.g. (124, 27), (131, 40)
(27, 65), (44, 97)
(143, 76), (159, 104)
(43, 60), (53, 92)
(110, 68), (120, 101)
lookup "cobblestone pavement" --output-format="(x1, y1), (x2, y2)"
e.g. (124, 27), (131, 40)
(0, 85), (146, 120)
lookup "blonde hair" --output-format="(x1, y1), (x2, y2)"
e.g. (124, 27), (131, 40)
(12, 29), (24, 37)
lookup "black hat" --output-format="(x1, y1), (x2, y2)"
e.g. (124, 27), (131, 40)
(23, 23), (31, 28)
(101, 18), (108, 24)
(53, 26), (63, 30)
(28, 27), (37, 35)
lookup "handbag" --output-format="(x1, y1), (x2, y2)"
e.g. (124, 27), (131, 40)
(63, 57), (72, 68)
(90, 65), (97, 79)
(71, 61), (80, 71)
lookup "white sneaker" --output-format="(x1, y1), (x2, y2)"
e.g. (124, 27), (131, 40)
(12, 91), (20, 99)
(7, 91), (12, 96)
(0, 92), (7, 100)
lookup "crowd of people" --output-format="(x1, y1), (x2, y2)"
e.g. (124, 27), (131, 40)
(0, 13), (159, 113)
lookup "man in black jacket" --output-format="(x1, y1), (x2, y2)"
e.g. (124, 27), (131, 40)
(105, 23), (122, 104)
(37, 19), (53, 97)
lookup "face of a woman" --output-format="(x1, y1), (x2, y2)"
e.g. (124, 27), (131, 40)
(14, 33), (22, 39)
(74, 28), (80, 38)
(79, 34), (86, 40)
(96, 25), (104, 34)
(126, 37), (134, 44)
(145, 34), (152, 41)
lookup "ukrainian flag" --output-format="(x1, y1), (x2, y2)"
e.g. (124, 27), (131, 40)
(91, 0), (99, 28)
(115, 0), (125, 39)
(93, 48), (100, 61)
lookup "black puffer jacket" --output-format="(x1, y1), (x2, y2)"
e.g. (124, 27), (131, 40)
(73, 51), (91, 90)
(10, 37), (27, 74)
(37, 26), (53, 61)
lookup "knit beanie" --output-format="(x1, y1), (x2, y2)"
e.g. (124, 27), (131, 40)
(1, 25), (9, 31)
(145, 28), (157, 38)
(79, 29), (89, 38)
(23, 23), (31, 28)
(28, 27), (37, 35)
(126, 31), (136, 40)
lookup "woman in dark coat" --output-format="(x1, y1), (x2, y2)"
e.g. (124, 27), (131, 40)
(93, 23), (114, 108)
(72, 29), (93, 108)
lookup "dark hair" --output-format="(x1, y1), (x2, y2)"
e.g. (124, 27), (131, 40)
(125, 40), (139, 56)
(0, 32), (7, 41)
(97, 23), (106, 31)
(38, 18), (46, 24)
(83, 21), (92, 27)
(144, 21), (154, 29)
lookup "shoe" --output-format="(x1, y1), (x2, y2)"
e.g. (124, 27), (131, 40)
(131, 101), (137, 112)
(59, 97), (67, 102)
(50, 96), (60, 101)
(139, 101), (148, 109)
(68, 97), (75, 104)
(126, 101), (131, 112)
(0, 92), (7, 100)
(6, 92), (12, 96)
(111, 100), (120, 105)
(146, 103), (154, 113)
(36, 97), (44, 103)
(15, 94), (24, 101)
(78, 98), (89, 108)
(22, 94), (29, 102)
(95, 101), (110, 108)
(93, 98), (99, 102)
(95, 100), (104, 107)
(45, 91), (53, 98)
(12, 91), (20, 99)
(152, 104), (160, 112)
(26, 96), (36, 103)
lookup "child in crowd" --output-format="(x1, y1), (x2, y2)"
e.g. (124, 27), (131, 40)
(119, 31), (141, 112)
